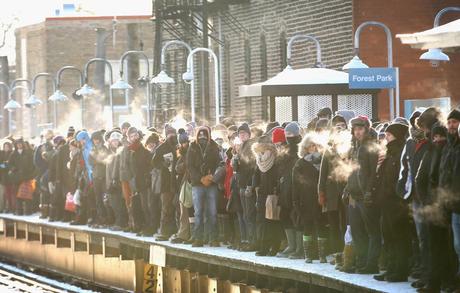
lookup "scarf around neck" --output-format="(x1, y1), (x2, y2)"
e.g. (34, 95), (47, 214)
(256, 149), (276, 173)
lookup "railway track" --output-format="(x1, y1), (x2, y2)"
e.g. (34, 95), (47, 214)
(0, 267), (64, 293)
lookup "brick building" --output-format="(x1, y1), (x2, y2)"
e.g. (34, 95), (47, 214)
(11, 0), (460, 136)
(13, 15), (154, 136)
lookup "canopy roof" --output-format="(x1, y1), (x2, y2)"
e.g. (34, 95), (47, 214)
(397, 19), (460, 51)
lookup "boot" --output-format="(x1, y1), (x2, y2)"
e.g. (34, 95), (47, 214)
(39, 204), (49, 219)
(277, 229), (296, 258)
(303, 235), (315, 263)
(318, 238), (328, 263)
(340, 244), (355, 273)
(288, 231), (304, 259)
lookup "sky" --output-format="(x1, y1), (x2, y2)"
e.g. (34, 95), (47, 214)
(0, 0), (152, 62)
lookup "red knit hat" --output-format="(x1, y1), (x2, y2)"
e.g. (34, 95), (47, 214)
(272, 127), (286, 144)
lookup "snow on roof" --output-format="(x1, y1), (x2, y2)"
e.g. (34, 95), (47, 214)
(397, 19), (460, 49)
(239, 67), (349, 97)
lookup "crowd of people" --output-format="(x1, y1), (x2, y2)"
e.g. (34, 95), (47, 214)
(0, 106), (460, 292)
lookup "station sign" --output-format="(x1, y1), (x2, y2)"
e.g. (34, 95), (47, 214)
(349, 67), (397, 89)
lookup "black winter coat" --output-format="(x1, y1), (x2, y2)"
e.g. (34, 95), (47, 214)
(345, 137), (378, 201)
(318, 149), (346, 212)
(9, 149), (35, 184)
(415, 141), (444, 206)
(187, 140), (220, 187)
(371, 139), (405, 207)
(130, 143), (152, 194)
(292, 158), (321, 224)
(277, 146), (298, 225)
(233, 138), (256, 189)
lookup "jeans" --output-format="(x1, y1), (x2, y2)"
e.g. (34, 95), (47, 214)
(159, 192), (176, 237)
(240, 188), (256, 245)
(192, 185), (218, 242)
(93, 177), (107, 223)
(452, 213), (460, 274)
(413, 201), (430, 280)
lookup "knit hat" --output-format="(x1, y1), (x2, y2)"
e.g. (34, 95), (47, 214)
(385, 123), (409, 141)
(145, 132), (160, 145)
(265, 121), (280, 134)
(53, 135), (65, 145)
(315, 118), (330, 131)
(284, 122), (301, 137)
(331, 115), (347, 127)
(350, 115), (371, 129)
(228, 125), (238, 133)
(178, 128), (189, 144)
(272, 127), (286, 144)
(335, 110), (356, 124)
(67, 126), (76, 138)
(237, 123), (251, 136)
(317, 107), (332, 118)
(109, 131), (123, 142)
(447, 109), (460, 122)
(432, 123), (447, 138)
(416, 107), (441, 130)
(392, 117), (410, 127)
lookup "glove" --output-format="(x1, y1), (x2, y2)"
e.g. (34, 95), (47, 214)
(318, 191), (327, 207)
(200, 175), (213, 187)
(48, 182), (56, 194)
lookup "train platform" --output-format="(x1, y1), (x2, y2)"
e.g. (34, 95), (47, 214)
(0, 213), (416, 293)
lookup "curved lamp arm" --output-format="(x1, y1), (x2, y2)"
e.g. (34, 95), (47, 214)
(354, 21), (393, 67)
(161, 40), (193, 69)
(10, 79), (32, 90)
(0, 82), (10, 93)
(119, 50), (150, 78)
(56, 66), (84, 88)
(434, 7), (460, 27)
(83, 58), (114, 84)
(287, 34), (323, 67)
(10, 85), (31, 99)
(31, 73), (57, 94)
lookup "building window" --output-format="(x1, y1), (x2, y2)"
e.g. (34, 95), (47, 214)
(260, 32), (268, 81)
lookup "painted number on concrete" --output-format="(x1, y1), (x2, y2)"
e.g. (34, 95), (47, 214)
(143, 264), (158, 293)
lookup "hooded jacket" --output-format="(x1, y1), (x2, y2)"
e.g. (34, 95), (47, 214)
(152, 137), (177, 193)
(186, 127), (221, 187)
(75, 131), (94, 182)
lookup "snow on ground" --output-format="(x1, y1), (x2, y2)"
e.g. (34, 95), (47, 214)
(1, 213), (417, 293)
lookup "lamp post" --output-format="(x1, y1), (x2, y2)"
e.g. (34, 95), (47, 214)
(419, 6), (460, 66)
(286, 34), (324, 69)
(52, 66), (84, 128)
(183, 47), (220, 125)
(25, 73), (56, 136)
(342, 21), (399, 119)
(111, 51), (151, 126)
(77, 58), (114, 127)
(4, 85), (30, 134)
(151, 40), (194, 122)
(0, 82), (11, 135)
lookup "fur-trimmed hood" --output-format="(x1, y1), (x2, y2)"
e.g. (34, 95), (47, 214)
(251, 142), (277, 173)
(298, 134), (318, 158)
(251, 141), (277, 156)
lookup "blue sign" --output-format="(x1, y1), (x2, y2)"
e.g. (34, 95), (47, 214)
(349, 68), (397, 89)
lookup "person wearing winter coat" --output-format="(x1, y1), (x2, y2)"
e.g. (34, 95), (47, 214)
(293, 134), (327, 263)
(119, 126), (135, 232)
(152, 124), (178, 240)
(144, 132), (162, 234)
(252, 137), (283, 256)
(8, 138), (35, 215)
(34, 130), (54, 219)
(318, 115), (348, 255)
(372, 122), (410, 282)
(105, 130), (128, 231)
(343, 115), (380, 274)
(186, 126), (221, 247)
(439, 109), (460, 279)
(127, 127), (151, 236)
(48, 136), (66, 222)
(415, 108), (456, 292)
(89, 130), (110, 227)
(171, 129), (193, 244)
(396, 110), (430, 282)
(277, 122), (301, 258)
(232, 123), (257, 251)
(1, 141), (14, 212)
